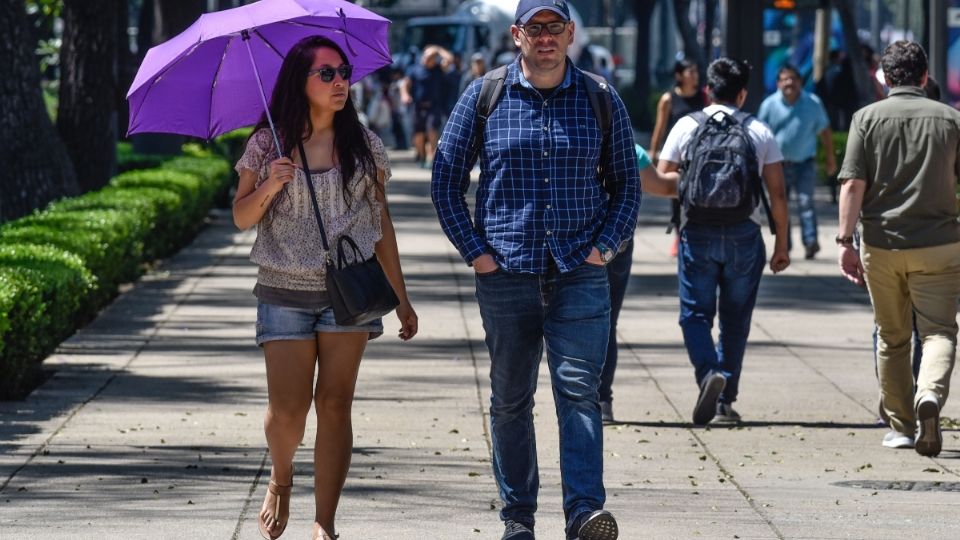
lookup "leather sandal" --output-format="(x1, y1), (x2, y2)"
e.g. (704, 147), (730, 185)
(258, 479), (292, 540)
(312, 526), (339, 539)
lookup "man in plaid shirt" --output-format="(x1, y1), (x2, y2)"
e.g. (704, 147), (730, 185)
(431, 2), (639, 538)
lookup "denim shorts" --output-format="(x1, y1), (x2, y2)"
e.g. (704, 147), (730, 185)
(255, 302), (383, 346)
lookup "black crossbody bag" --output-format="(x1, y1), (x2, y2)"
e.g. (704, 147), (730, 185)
(299, 143), (399, 326)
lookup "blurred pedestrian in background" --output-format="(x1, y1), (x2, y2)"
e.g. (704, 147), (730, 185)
(460, 52), (488, 95)
(402, 44), (453, 168)
(649, 59), (707, 257)
(758, 64), (836, 260)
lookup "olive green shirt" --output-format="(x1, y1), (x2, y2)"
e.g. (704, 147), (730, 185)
(838, 86), (960, 249)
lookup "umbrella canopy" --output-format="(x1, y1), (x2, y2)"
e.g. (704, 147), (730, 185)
(127, 0), (391, 140)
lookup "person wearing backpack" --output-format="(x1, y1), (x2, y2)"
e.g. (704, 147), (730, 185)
(431, 1), (640, 538)
(653, 58), (790, 426)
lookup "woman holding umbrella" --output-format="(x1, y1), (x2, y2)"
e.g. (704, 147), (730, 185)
(233, 35), (418, 540)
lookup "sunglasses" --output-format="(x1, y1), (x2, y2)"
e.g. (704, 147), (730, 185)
(519, 21), (568, 38)
(307, 65), (353, 82)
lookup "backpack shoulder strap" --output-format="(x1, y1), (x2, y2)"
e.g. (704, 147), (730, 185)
(580, 70), (613, 138)
(689, 110), (709, 125)
(579, 70), (615, 191)
(730, 110), (776, 234)
(730, 110), (753, 124)
(472, 65), (509, 155)
(477, 65), (509, 118)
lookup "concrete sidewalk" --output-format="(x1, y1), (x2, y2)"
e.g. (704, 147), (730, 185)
(1, 153), (959, 540)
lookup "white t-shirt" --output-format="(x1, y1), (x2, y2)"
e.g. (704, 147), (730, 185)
(659, 104), (783, 226)
(660, 104), (784, 168)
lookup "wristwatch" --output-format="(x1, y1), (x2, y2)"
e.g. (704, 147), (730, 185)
(835, 235), (854, 246)
(596, 243), (615, 264)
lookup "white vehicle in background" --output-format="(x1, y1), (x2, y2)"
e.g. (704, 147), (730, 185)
(404, 0), (601, 70)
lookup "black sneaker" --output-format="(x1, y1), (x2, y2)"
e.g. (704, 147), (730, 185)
(573, 510), (619, 540)
(804, 242), (820, 260)
(502, 519), (535, 540)
(600, 400), (614, 424)
(693, 372), (726, 425)
(915, 395), (942, 457)
(713, 402), (741, 425)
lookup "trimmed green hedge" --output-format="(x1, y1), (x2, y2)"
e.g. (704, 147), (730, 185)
(0, 245), (94, 397)
(816, 131), (848, 186)
(0, 133), (240, 399)
(116, 141), (167, 173)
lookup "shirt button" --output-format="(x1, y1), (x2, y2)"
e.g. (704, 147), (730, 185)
(546, 204), (552, 209)
(546, 230), (552, 235)
(543, 126), (549, 132)
(543, 151), (549, 157)
(544, 178), (550, 183)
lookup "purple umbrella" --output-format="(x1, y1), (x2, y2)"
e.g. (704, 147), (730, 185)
(127, 0), (391, 151)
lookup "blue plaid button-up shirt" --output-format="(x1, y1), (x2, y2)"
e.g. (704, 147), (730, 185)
(431, 58), (640, 274)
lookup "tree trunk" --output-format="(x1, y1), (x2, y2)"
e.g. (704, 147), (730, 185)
(58, 0), (119, 193)
(632, 0), (658, 131)
(0, 0), (78, 223)
(117, 0), (134, 141)
(672, 0), (707, 80)
(137, 0), (156, 60)
(154, 0), (204, 43)
(721, 0), (764, 112)
(835, 0), (875, 110)
(704, 0), (716, 60)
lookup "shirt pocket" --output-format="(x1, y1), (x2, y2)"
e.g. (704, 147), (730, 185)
(553, 116), (601, 168)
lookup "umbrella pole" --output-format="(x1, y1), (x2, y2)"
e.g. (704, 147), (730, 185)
(242, 30), (283, 157)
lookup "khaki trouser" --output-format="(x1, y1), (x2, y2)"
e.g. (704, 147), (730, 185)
(862, 241), (960, 436)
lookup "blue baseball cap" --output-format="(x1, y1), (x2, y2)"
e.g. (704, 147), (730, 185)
(515, 0), (571, 24)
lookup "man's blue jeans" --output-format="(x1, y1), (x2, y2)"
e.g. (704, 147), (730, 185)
(475, 262), (610, 534)
(678, 221), (765, 404)
(783, 159), (818, 248)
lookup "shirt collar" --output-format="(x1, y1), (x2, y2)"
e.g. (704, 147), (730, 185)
(887, 86), (925, 98)
(508, 56), (574, 91)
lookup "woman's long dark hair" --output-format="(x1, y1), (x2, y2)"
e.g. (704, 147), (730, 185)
(673, 59), (697, 85)
(251, 35), (376, 201)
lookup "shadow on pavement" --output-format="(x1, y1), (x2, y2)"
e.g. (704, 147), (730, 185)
(612, 420), (884, 430)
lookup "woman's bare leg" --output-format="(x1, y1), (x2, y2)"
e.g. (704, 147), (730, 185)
(311, 331), (367, 537)
(261, 339), (316, 536)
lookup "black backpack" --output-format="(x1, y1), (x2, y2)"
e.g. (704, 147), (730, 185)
(679, 110), (774, 233)
(472, 65), (614, 192)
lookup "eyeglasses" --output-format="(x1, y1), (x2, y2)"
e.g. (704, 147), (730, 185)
(307, 65), (353, 82)
(519, 21), (568, 38)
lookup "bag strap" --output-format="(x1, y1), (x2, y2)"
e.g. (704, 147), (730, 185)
(580, 71), (613, 189)
(299, 142), (332, 254)
(336, 235), (364, 268)
(471, 65), (509, 156)
(730, 112), (776, 235)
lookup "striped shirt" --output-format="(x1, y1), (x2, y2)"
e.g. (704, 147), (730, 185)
(431, 58), (640, 273)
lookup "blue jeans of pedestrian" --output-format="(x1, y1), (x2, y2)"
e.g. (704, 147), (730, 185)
(783, 159), (818, 248)
(599, 239), (634, 404)
(678, 220), (766, 404)
(475, 262), (610, 535)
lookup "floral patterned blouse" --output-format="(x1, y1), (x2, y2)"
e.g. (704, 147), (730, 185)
(234, 127), (391, 292)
